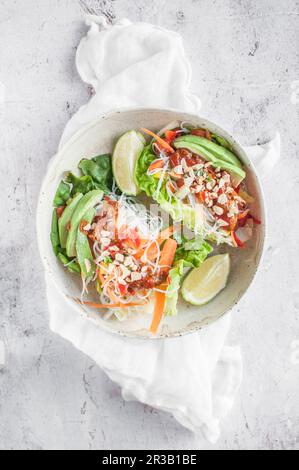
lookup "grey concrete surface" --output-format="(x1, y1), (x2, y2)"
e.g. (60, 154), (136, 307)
(0, 0), (299, 450)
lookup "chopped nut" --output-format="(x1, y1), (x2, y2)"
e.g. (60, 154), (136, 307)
(213, 205), (224, 216)
(206, 181), (215, 190)
(109, 245), (119, 252)
(218, 178), (226, 188)
(181, 158), (188, 171)
(115, 253), (124, 262)
(218, 193), (228, 205)
(131, 272), (142, 282)
(188, 168), (195, 179)
(120, 265), (131, 278)
(124, 255), (133, 267)
(101, 237), (111, 247)
(101, 230), (111, 238)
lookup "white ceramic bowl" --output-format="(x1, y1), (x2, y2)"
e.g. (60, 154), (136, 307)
(37, 108), (266, 339)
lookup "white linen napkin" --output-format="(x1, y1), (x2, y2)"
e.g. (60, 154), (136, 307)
(46, 16), (280, 443)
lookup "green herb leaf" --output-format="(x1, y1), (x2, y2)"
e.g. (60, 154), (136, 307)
(53, 181), (71, 207)
(79, 154), (113, 192)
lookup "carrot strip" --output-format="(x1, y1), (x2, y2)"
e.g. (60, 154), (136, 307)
(157, 226), (174, 244)
(149, 238), (177, 334)
(141, 128), (175, 153)
(158, 238), (177, 270)
(149, 282), (168, 335)
(148, 160), (164, 172)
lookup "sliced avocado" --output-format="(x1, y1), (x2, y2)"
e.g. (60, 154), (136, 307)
(210, 159), (245, 187)
(174, 141), (218, 163)
(174, 135), (242, 168)
(58, 193), (83, 249)
(66, 189), (103, 257)
(76, 207), (96, 281)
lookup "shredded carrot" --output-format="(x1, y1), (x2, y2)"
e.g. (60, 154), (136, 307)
(148, 160), (164, 172)
(141, 128), (175, 153)
(157, 226), (174, 244)
(149, 238), (177, 334)
(135, 227), (174, 260)
(158, 238), (177, 270)
(149, 282), (168, 335)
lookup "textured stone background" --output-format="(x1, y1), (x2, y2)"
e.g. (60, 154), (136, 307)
(0, 0), (299, 450)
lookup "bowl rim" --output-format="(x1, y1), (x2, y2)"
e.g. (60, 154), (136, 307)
(36, 106), (267, 340)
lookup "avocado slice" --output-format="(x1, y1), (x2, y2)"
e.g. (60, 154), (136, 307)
(210, 159), (245, 187)
(58, 193), (83, 249)
(174, 135), (242, 168)
(76, 207), (96, 281)
(174, 141), (218, 164)
(66, 189), (103, 257)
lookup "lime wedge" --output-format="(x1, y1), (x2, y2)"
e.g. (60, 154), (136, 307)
(181, 254), (230, 306)
(112, 130), (145, 196)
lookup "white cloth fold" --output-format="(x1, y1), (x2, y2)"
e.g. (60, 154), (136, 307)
(46, 16), (279, 443)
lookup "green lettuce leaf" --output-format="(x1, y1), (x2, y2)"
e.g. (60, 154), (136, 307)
(164, 260), (184, 317)
(174, 239), (213, 268)
(53, 181), (71, 207)
(66, 173), (98, 196)
(134, 144), (157, 196)
(78, 154), (113, 191)
(182, 234), (204, 251)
